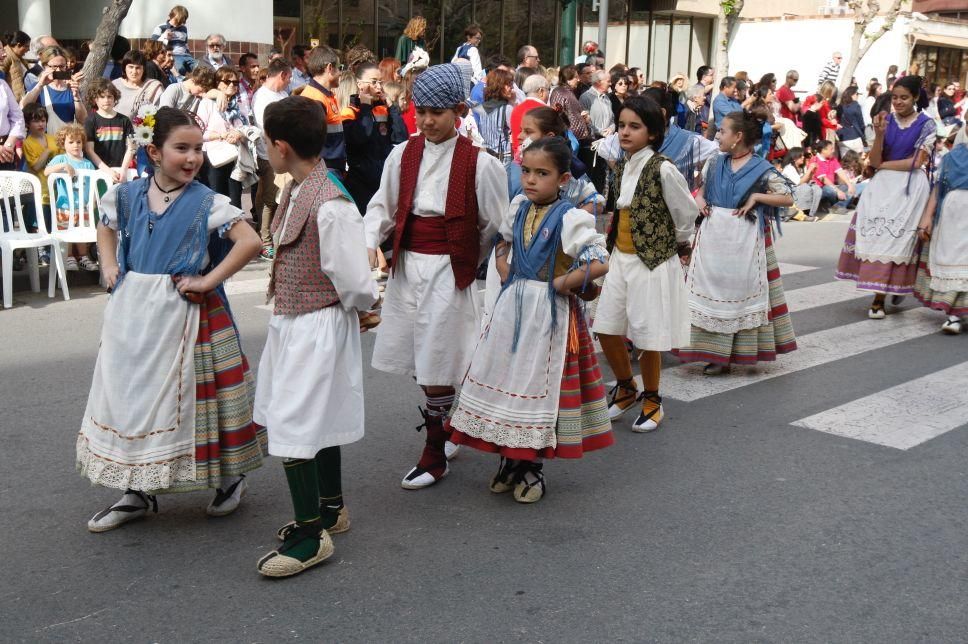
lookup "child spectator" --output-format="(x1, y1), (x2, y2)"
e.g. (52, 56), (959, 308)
(45, 123), (97, 271)
(83, 78), (135, 182)
(382, 81), (410, 143)
(151, 5), (192, 76)
(781, 147), (821, 220)
(22, 103), (59, 263)
(809, 139), (862, 213)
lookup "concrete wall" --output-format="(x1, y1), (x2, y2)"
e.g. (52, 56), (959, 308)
(728, 15), (911, 88)
(48, 0), (273, 45)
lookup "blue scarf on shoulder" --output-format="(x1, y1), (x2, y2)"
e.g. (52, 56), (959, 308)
(501, 198), (572, 351)
(659, 124), (699, 189)
(705, 153), (788, 232)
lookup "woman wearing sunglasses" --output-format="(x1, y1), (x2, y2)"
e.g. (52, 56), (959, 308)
(203, 66), (251, 208)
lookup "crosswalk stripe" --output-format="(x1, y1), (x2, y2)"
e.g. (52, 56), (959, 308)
(784, 279), (867, 312)
(777, 262), (817, 275)
(791, 363), (968, 450)
(224, 277), (269, 296)
(659, 307), (940, 402)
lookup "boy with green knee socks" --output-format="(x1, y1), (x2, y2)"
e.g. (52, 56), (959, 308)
(253, 96), (380, 578)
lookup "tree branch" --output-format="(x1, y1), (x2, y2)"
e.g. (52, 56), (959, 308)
(79, 0), (135, 98)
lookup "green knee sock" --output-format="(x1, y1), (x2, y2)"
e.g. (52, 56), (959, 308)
(315, 447), (343, 527)
(281, 459), (323, 562)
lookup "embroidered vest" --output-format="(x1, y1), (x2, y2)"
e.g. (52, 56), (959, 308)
(391, 134), (481, 290)
(267, 164), (345, 315)
(608, 153), (679, 270)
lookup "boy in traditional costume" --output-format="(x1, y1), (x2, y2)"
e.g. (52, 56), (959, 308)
(363, 64), (509, 490)
(253, 96), (380, 577)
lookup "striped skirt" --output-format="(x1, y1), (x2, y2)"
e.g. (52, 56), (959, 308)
(676, 232), (797, 366)
(450, 300), (613, 460)
(168, 289), (266, 492)
(914, 242), (968, 317)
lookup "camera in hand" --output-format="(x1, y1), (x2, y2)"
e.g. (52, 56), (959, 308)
(51, 71), (72, 80)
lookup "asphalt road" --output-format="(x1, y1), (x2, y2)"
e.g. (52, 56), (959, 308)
(1, 219), (966, 642)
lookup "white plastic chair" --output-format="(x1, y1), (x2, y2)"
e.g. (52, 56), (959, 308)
(0, 171), (68, 308)
(47, 169), (113, 298)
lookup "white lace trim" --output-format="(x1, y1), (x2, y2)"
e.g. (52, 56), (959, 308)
(853, 250), (917, 265)
(451, 409), (557, 450)
(76, 434), (196, 492)
(690, 308), (769, 334)
(930, 276), (968, 292)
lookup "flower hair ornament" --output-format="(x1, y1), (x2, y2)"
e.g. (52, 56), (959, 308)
(130, 104), (158, 147)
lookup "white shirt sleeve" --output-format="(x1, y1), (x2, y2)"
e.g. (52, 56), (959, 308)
(363, 140), (406, 249)
(504, 194), (529, 242)
(469, 46), (483, 82)
(659, 160), (699, 243)
(98, 183), (122, 229)
(474, 150), (511, 263)
(561, 208), (608, 263)
(208, 193), (248, 236)
(318, 199), (380, 312)
(158, 83), (180, 109)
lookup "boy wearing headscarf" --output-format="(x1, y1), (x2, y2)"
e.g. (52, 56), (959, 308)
(363, 64), (510, 490)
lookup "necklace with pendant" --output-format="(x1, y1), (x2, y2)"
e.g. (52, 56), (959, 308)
(153, 175), (186, 203)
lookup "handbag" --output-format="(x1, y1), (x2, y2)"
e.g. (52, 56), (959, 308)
(206, 140), (238, 168)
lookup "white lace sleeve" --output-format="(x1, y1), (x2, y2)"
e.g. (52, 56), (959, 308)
(561, 207), (608, 265)
(207, 193), (249, 237)
(98, 183), (123, 229)
(504, 194), (528, 242)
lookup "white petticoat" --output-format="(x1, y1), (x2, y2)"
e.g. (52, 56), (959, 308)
(371, 250), (483, 387)
(77, 271), (199, 491)
(929, 190), (968, 292)
(254, 305), (365, 459)
(687, 206), (769, 334)
(592, 250), (691, 351)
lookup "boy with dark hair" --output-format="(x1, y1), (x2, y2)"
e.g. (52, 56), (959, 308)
(254, 96), (379, 578)
(83, 77), (135, 182)
(363, 64), (509, 490)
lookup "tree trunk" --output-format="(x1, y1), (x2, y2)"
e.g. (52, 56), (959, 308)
(715, 0), (744, 80)
(839, 0), (905, 92)
(79, 0), (135, 98)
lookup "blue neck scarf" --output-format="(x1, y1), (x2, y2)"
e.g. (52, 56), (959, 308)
(114, 179), (215, 288)
(936, 144), (968, 223)
(502, 198), (571, 351)
(705, 153), (788, 232)
(659, 124), (699, 189)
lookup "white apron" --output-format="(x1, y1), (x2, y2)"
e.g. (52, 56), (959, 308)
(929, 190), (968, 293)
(450, 279), (569, 451)
(687, 206), (769, 334)
(853, 169), (930, 265)
(77, 272), (199, 491)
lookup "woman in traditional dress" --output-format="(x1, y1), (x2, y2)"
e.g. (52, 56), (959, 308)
(835, 75), (936, 319)
(593, 96), (695, 432)
(677, 110), (796, 375)
(77, 107), (265, 532)
(914, 125), (968, 334)
(449, 137), (612, 504)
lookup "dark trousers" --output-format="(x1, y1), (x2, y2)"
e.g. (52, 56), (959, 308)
(207, 162), (243, 209)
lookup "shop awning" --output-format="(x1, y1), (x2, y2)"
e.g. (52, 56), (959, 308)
(911, 32), (968, 50)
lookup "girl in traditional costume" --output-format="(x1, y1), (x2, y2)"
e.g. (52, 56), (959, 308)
(449, 137), (612, 503)
(77, 107), (265, 532)
(593, 96), (696, 432)
(678, 110), (796, 375)
(835, 75), (936, 318)
(914, 125), (968, 334)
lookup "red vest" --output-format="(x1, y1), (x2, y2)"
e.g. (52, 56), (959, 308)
(391, 134), (480, 290)
(267, 163), (344, 315)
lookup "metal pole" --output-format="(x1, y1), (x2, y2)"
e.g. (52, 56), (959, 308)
(560, 0), (576, 65)
(598, 0), (609, 60)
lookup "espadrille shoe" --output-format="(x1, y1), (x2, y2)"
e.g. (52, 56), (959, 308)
(631, 391), (663, 433)
(942, 317), (962, 335)
(277, 506), (350, 541)
(444, 439), (460, 460)
(206, 475), (247, 517)
(489, 457), (518, 494)
(607, 378), (639, 420)
(512, 462), (546, 504)
(258, 525), (334, 578)
(401, 463), (449, 490)
(87, 490), (157, 533)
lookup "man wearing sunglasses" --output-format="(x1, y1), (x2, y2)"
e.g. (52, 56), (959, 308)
(196, 34), (228, 72)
